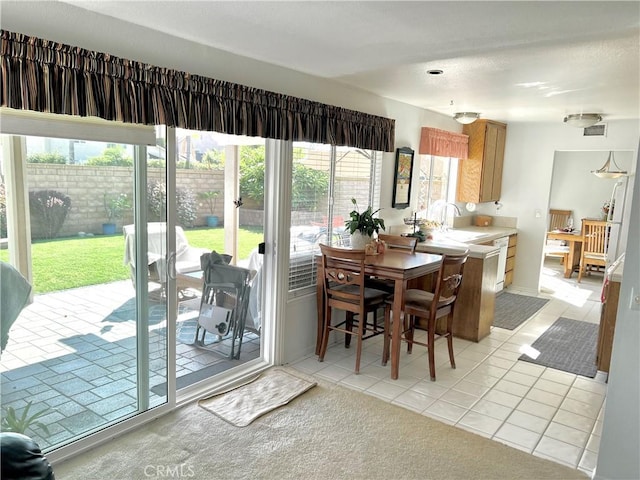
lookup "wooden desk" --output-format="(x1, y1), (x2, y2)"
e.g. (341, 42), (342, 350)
(546, 231), (583, 278)
(316, 250), (442, 380)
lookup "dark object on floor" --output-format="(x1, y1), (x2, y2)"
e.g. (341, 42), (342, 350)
(493, 292), (549, 330)
(519, 317), (598, 378)
(0, 432), (55, 480)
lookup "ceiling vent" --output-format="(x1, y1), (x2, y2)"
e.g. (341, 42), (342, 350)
(583, 124), (607, 137)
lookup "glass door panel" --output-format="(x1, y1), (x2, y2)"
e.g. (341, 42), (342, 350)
(172, 129), (265, 392)
(0, 133), (167, 451)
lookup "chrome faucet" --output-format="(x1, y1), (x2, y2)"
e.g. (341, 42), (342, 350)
(428, 200), (461, 229)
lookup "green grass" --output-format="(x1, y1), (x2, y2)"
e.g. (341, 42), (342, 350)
(0, 226), (263, 294)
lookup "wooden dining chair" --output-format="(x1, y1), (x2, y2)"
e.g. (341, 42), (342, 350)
(382, 253), (468, 381)
(317, 244), (390, 374)
(578, 219), (608, 282)
(377, 234), (418, 253)
(368, 234), (418, 330)
(545, 209), (572, 263)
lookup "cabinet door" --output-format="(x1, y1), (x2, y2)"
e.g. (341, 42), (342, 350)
(456, 120), (507, 203)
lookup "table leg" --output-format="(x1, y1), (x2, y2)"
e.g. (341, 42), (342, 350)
(390, 279), (406, 380)
(564, 240), (581, 278)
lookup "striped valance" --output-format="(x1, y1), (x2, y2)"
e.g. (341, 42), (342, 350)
(419, 127), (468, 159)
(0, 30), (395, 152)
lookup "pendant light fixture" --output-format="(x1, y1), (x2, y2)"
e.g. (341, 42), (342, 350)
(453, 112), (480, 125)
(591, 151), (627, 179)
(564, 113), (602, 128)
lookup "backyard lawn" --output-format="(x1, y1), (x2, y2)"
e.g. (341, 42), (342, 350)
(0, 226), (264, 293)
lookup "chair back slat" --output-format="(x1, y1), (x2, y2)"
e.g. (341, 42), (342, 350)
(377, 234), (418, 253)
(549, 209), (572, 231)
(431, 254), (468, 315)
(581, 219), (608, 256)
(320, 244), (366, 310)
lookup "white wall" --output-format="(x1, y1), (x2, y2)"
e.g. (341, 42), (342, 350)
(550, 150), (634, 225)
(595, 147), (640, 480)
(476, 121), (639, 294)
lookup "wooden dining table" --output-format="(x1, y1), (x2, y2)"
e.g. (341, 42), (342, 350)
(546, 230), (583, 278)
(315, 250), (443, 380)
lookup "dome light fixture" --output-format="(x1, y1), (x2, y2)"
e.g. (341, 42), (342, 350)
(453, 112), (480, 125)
(592, 151), (628, 179)
(563, 113), (603, 128)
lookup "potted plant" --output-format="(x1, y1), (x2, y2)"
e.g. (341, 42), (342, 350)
(103, 193), (131, 235)
(198, 190), (220, 227)
(345, 198), (385, 249)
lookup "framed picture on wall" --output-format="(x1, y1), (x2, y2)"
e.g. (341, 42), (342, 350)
(392, 147), (414, 209)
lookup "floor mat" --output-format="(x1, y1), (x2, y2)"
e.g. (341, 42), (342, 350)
(493, 292), (549, 330)
(518, 317), (598, 377)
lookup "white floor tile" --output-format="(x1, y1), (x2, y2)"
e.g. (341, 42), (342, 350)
(471, 398), (514, 421)
(534, 377), (571, 396)
(424, 399), (467, 423)
(494, 423), (542, 450)
(392, 390), (436, 412)
(525, 388), (565, 408)
(494, 379), (531, 397)
(506, 410), (550, 434)
(553, 410), (595, 433)
(440, 389), (480, 409)
(534, 436), (583, 467)
(544, 421), (590, 448)
(457, 410), (503, 436)
(483, 389), (523, 408)
(516, 398), (558, 420)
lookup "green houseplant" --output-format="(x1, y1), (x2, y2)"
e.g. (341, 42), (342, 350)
(103, 193), (131, 235)
(1, 401), (51, 437)
(197, 190), (220, 227)
(345, 198), (385, 249)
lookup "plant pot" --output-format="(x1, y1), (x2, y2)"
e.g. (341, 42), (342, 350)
(350, 232), (371, 250)
(102, 223), (117, 235)
(206, 215), (219, 227)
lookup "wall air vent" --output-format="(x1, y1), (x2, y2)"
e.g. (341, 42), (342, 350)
(583, 124), (607, 137)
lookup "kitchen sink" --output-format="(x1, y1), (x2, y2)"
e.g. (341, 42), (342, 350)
(439, 230), (488, 243)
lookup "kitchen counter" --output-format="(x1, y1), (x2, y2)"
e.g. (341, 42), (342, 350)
(390, 225), (517, 259)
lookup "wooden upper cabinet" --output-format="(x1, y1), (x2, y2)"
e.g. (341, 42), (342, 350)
(456, 119), (507, 203)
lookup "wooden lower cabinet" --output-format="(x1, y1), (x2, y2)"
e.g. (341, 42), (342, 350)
(453, 254), (498, 342)
(597, 279), (620, 373)
(411, 254), (498, 342)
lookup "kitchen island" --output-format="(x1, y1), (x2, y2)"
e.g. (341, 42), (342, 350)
(389, 225), (517, 342)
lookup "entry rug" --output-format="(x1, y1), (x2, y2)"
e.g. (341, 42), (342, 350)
(493, 292), (549, 330)
(519, 317), (598, 378)
(198, 368), (317, 427)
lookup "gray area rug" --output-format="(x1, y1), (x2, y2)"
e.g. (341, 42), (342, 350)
(493, 292), (549, 330)
(519, 317), (598, 378)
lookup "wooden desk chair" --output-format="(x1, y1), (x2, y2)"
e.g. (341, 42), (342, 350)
(578, 219), (608, 282)
(545, 209), (572, 263)
(382, 253), (468, 381)
(317, 244), (390, 373)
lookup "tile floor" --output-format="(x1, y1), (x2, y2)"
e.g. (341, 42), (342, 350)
(291, 260), (607, 478)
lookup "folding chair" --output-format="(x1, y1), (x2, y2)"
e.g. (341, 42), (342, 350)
(194, 252), (252, 359)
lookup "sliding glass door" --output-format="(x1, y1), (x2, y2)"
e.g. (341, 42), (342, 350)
(0, 128), (170, 452)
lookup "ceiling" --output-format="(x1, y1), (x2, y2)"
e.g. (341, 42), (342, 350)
(13, 2), (640, 123)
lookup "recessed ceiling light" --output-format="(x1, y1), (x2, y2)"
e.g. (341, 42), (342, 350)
(427, 69), (443, 75)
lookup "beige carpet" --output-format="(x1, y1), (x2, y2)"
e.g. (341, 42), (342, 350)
(54, 368), (589, 480)
(198, 368), (317, 426)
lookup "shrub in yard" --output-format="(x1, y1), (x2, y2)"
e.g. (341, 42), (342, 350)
(86, 146), (133, 166)
(147, 181), (197, 227)
(27, 152), (68, 164)
(29, 190), (72, 239)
